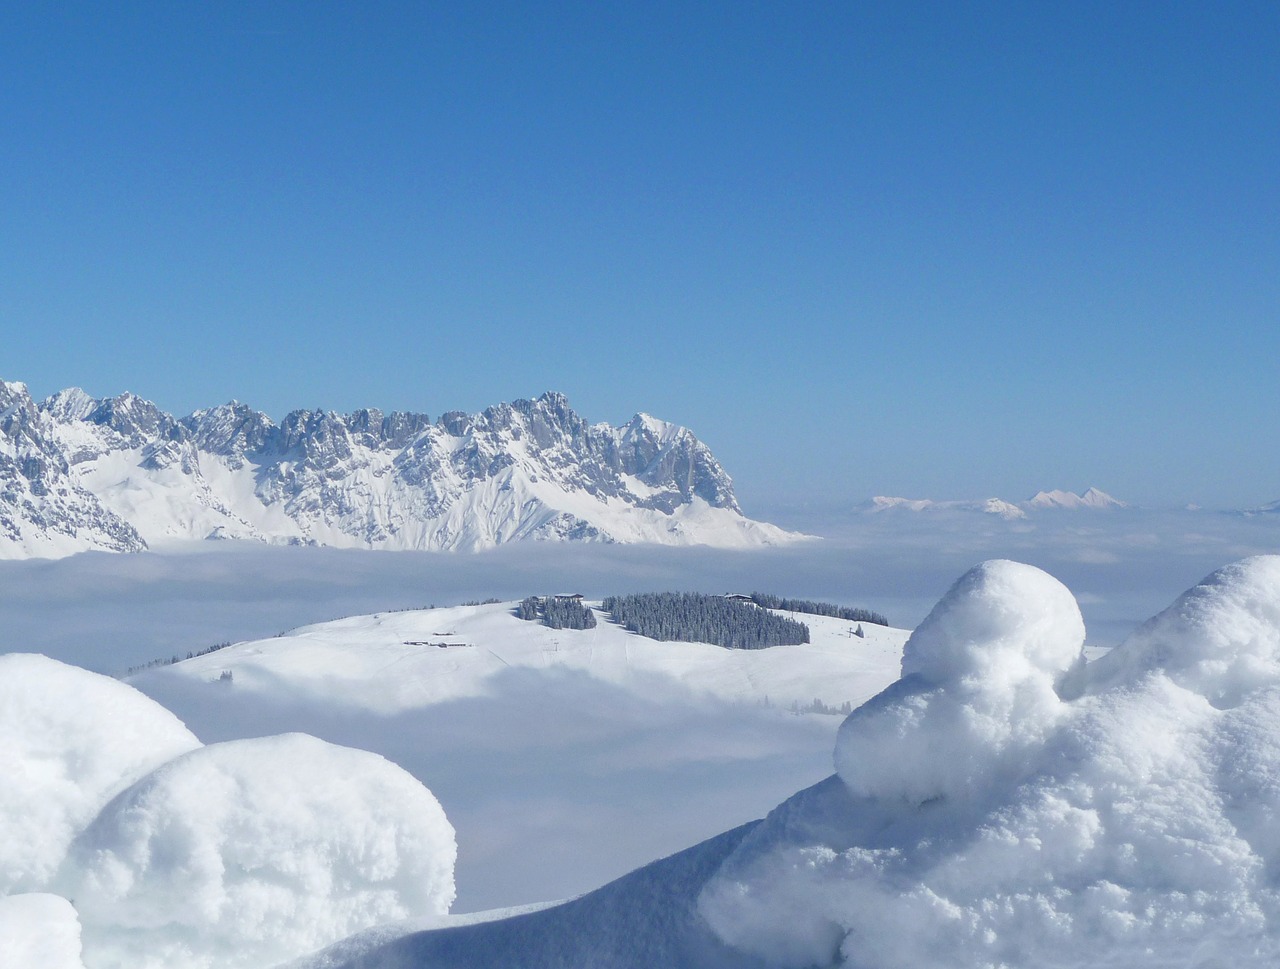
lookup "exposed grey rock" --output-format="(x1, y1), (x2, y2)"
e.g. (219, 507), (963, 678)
(3, 382), (786, 557)
(1, 381), (146, 554)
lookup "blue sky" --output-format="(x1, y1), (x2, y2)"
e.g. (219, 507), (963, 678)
(2, 2), (1276, 511)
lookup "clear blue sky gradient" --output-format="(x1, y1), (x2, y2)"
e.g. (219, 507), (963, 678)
(3, 2), (1277, 510)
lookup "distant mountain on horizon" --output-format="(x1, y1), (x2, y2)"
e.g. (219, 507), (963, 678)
(0, 380), (802, 559)
(1244, 499), (1280, 517)
(866, 487), (1129, 520)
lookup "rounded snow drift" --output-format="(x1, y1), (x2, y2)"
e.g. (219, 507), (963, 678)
(705, 557), (1280, 969)
(1095, 554), (1280, 706)
(0, 894), (86, 969)
(901, 559), (1085, 687)
(63, 732), (456, 969)
(836, 561), (1084, 804)
(0, 653), (201, 894)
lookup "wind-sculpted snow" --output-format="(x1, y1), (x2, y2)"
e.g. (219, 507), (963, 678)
(60, 733), (457, 969)
(699, 555), (1280, 968)
(833, 560), (1085, 805)
(0, 654), (201, 894)
(0, 894), (87, 969)
(1089, 554), (1280, 706)
(0, 651), (458, 969)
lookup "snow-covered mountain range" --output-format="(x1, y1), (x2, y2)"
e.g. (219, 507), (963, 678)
(867, 487), (1127, 520)
(0, 380), (799, 558)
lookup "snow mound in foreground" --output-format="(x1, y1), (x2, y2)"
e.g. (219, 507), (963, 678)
(834, 560), (1085, 805)
(1091, 554), (1280, 705)
(0, 894), (86, 969)
(701, 555), (1280, 968)
(0, 653), (201, 893)
(61, 733), (457, 969)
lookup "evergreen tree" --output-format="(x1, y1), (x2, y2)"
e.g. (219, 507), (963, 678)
(749, 593), (888, 627)
(602, 592), (809, 649)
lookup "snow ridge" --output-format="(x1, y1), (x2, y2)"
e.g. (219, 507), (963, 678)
(0, 382), (800, 558)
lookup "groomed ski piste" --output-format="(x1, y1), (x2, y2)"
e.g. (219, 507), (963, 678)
(8, 558), (1280, 968)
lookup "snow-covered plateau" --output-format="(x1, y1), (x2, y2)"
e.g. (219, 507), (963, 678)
(0, 380), (801, 558)
(130, 601), (909, 912)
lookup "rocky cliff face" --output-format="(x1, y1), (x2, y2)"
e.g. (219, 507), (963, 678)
(0, 382), (145, 556)
(0, 383), (796, 558)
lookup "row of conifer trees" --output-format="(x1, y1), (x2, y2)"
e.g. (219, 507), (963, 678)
(601, 592), (810, 649)
(748, 593), (888, 626)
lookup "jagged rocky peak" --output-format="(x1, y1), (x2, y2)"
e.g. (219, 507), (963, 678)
(617, 411), (739, 512)
(465, 392), (589, 447)
(506, 391), (585, 445)
(3, 380), (798, 557)
(276, 409), (360, 473)
(437, 410), (474, 438)
(1, 381), (146, 555)
(377, 411), (433, 449)
(40, 387), (99, 423)
(184, 402), (276, 461)
(1, 381), (43, 440)
(86, 391), (177, 448)
(339, 408), (434, 450)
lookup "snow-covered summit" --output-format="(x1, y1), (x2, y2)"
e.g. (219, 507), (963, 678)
(0, 381), (802, 558)
(1024, 486), (1126, 510)
(0, 383), (145, 558)
(867, 496), (1028, 520)
(867, 487), (1126, 519)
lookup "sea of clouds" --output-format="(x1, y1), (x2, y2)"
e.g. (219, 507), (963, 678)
(3, 505), (1276, 676)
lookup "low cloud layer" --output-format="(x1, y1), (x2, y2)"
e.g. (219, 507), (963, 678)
(2, 508), (1276, 674)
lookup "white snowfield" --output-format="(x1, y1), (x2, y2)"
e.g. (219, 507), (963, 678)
(292, 555), (1280, 969)
(153, 601), (905, 715)
(133, 603), (909, 911)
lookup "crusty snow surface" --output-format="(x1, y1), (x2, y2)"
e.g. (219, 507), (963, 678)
(297, 555), (1280, 969)
(0, 660), (457, 969)
(62, 734), (456, 969)
(0, 654), (201, 895)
